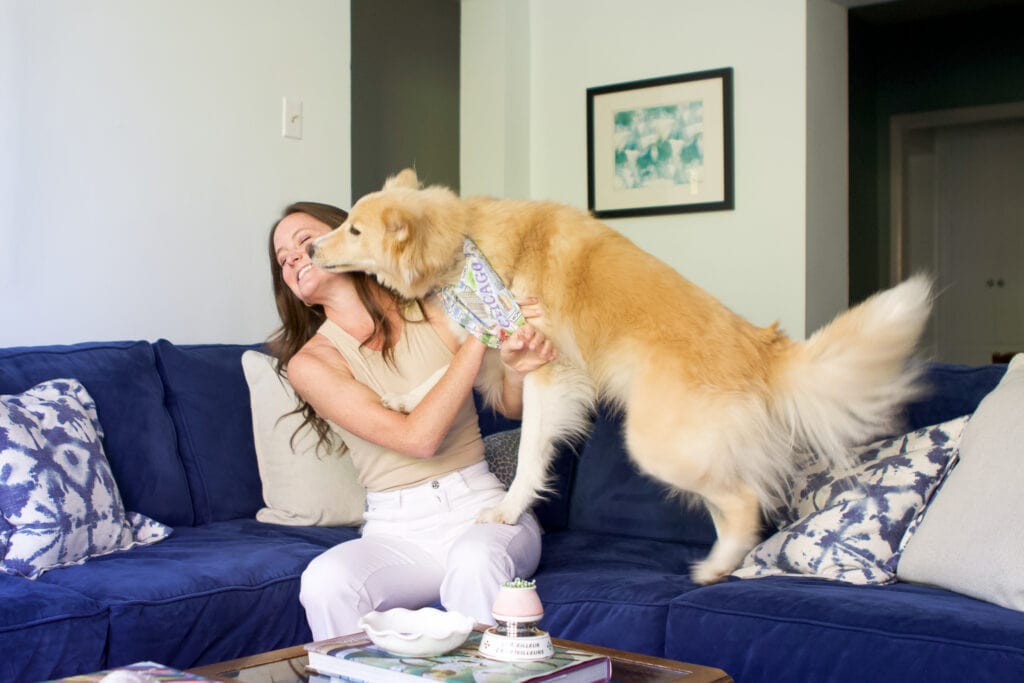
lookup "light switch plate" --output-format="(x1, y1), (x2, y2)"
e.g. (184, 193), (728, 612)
(282, 98), (303, 139)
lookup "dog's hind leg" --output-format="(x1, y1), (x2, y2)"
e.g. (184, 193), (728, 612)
(690, 485), (763, 584)
(477, 361), (595, 525)
(622, 384), (766, 584)
(626, 431), (763, 583)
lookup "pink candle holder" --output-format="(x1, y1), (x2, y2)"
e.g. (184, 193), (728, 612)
(491, 577), (544, 633)
(478, 578), (553, 661)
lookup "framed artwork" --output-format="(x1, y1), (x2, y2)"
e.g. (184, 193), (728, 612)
(587, 67), (734, 218)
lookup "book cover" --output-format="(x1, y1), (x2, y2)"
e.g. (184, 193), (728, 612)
(305, 630), (611, 683)
(45, 660), (215, 682)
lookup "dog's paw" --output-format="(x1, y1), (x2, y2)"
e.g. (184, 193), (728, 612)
(476, 504), (522, 526)
(445, 316), (471, 344)
(690, 558), (734, 585)
(380, 392), (413, 414)
(380, 366), (449, 414)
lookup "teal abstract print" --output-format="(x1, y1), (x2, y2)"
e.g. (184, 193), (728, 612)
(613, 101), (704, 192)
(587, 67), (732, 217)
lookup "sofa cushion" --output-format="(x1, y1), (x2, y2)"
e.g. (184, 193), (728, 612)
(903, 361), (1005, 432)
(39, 518), (357, 670)
(898, 354), (1024, 611)
(732, 415), (966, 585)
(666, 577), (1024, 683)
(1, 379), (171, 579)
(242, 350), (365, 526)
(568, 406), (716, 545)
(0, 576), (108, 682)
(472, 391), (522, 437)
(153, 341), (263, 524)
(0, 342), (191, 526)
(535, 530), (708, 657)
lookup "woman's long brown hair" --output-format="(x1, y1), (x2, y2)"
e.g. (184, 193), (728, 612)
(266, 201), (422, 452)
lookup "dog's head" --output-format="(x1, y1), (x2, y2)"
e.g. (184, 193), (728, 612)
(308, 169), (466, 298)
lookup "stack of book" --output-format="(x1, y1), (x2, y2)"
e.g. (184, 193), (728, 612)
(305, 630), (612, 683)
(46, 661), (214, 682)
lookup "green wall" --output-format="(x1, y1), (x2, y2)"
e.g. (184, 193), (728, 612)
(351, 0), (460, 201)
(848, 5), (1024, 304)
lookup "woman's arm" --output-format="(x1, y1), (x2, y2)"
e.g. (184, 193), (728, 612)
(494, 321), (557, 419)
(287, 334), (488, 459)
(453, 296), (557, 420)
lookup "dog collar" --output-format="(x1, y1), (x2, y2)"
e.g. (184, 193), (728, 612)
(438, 237), (524, 348)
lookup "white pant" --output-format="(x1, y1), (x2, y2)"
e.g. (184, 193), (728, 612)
(300, 461), (542, 640)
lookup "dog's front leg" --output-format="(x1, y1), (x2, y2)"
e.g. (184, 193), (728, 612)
(478, 361), (595, 525)
(380, 365), (448, 414)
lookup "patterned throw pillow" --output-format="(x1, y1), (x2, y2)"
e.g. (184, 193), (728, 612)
(0, 379), (171, 579)
(732, 415), (968, 585)
(483, 428), (520, 489)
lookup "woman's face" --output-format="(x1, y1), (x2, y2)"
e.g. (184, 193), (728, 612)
(273, 212), (334, 304)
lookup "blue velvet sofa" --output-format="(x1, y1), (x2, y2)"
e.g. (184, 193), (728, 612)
(2, 340), (1022, 682)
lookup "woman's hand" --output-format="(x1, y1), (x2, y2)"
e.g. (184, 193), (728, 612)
(500, 297), (558, 375)
(501, 324), (557, 374)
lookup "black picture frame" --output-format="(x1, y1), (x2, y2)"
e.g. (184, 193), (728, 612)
(587, 67), (734, 218)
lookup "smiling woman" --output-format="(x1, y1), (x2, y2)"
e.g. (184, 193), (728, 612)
(261, 200), (556, 642)
(266, 201), (414, 446)
(276, 214), (332, 300)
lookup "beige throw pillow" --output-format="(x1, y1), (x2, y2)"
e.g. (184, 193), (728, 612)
(241, 350), (365, 526)
(897, 354), (1024, 611)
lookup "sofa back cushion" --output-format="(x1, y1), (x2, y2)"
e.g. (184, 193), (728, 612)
(153, 340), (263, 524)
(903, 362), (1005, 432)
(0, 341), (192, 526)
(568, 362), (1005, 546)
(568, 406), (717, 545)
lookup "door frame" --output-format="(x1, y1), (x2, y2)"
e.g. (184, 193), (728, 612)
(889, 101), (1024, 285)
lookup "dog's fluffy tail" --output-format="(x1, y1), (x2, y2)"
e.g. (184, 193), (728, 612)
(774, 274), (933, 473)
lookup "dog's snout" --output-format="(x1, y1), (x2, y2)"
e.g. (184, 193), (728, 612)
(306, 242), (316, 259)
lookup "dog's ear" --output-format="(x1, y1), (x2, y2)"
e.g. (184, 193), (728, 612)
(381, 206), (410, 242)
(383, 168), (420, 191)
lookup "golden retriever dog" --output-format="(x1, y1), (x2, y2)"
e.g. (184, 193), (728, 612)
(309, 169), (932, 583)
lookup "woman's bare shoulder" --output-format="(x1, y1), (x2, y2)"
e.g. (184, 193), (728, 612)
(289, 334), (350, 379)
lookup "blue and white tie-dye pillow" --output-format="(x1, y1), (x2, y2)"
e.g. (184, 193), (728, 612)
(0, 378), (171, 579)
(732, 415), (968, 585)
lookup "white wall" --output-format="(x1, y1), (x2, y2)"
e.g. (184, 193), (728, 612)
(1, 2), (16, 299)
(462, 0), (849, 338)
(0, 0), (350, 346)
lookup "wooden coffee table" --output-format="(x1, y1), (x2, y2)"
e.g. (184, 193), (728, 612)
(188, 635), (732, 682)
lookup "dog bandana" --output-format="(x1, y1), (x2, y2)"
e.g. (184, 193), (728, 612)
(439, 237), (525, 348)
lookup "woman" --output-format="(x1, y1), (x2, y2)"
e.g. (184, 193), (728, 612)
(268, 201), (555, 640)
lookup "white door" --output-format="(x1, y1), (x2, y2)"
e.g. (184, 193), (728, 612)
(901, 117), (1024, 365)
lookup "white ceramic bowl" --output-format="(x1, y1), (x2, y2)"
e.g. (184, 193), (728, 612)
(358, 607), (475, 657)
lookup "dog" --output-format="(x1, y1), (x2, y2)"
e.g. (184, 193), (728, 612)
(309, 168), (932, 583)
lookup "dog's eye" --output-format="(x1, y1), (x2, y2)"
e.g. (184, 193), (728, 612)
(349, 225), (361, 236)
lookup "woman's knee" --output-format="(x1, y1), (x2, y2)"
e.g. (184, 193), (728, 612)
(448, 538), (515, 577)
(300, 551), (358, 607)
(448, 522), (541, 579)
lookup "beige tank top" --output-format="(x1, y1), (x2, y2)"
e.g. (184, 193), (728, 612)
(316, 308), (484, 492)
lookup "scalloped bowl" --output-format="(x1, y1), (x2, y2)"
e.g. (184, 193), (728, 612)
(358, 607), (475, 657)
